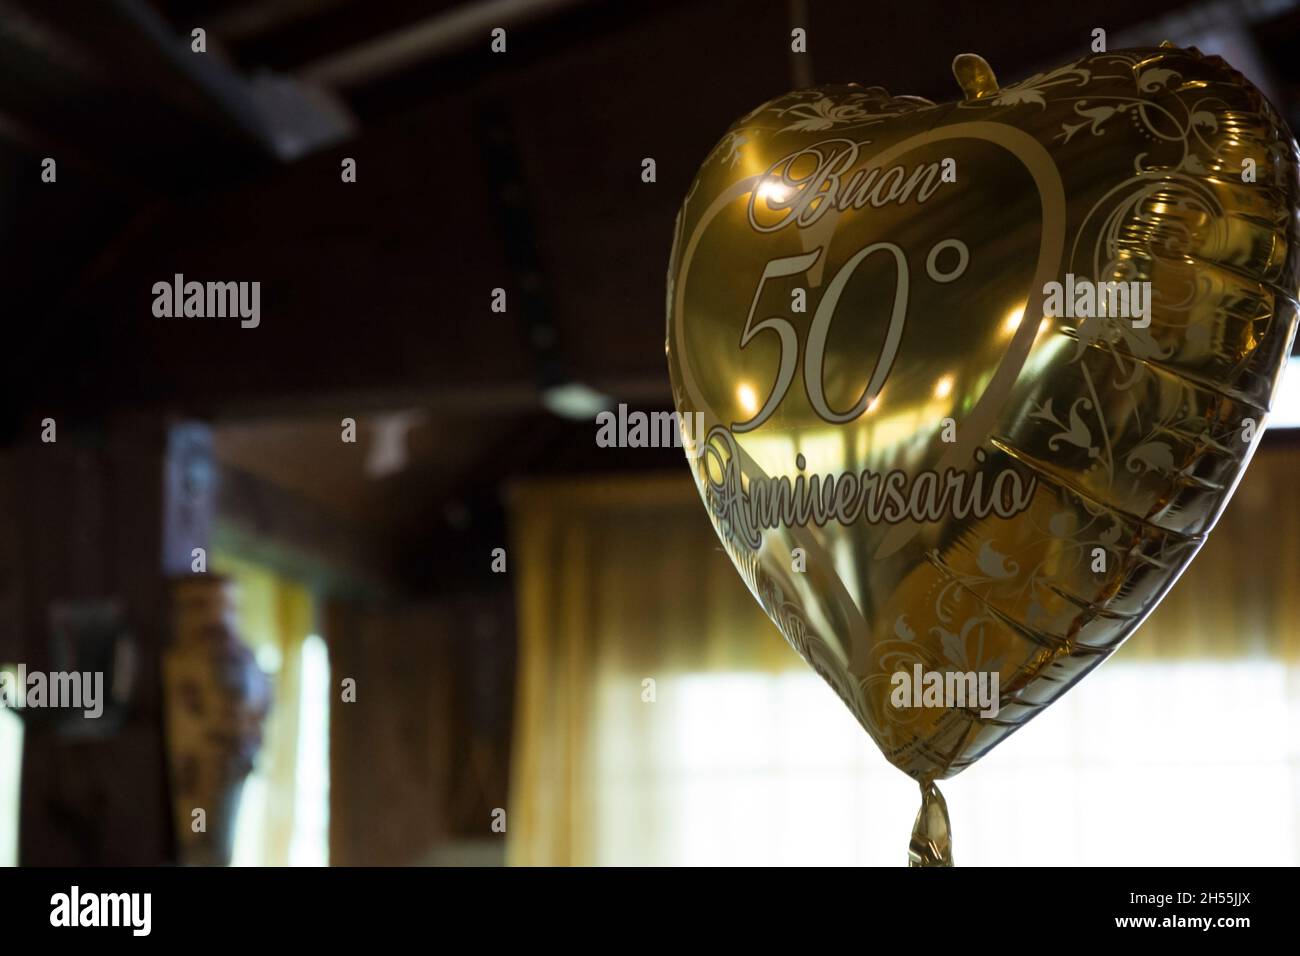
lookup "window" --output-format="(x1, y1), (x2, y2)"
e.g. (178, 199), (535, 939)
(0, 707), (21, 866)
(289, 634), (329, 867)
(591, 661), (1300, 865)
(231, 633), (331, 867)
(216, 555), (329, 867)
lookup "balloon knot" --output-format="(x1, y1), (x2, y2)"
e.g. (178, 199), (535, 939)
(908, 781), (954, 866)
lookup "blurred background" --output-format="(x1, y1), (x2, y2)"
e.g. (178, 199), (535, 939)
(0, 0), (1298, 867)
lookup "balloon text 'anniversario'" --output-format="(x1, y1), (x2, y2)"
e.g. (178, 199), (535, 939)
(703, 427), (1036, 550)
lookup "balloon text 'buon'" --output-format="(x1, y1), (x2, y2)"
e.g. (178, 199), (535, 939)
(749, 138), (954, 233)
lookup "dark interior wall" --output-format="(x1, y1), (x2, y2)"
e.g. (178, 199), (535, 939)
(325, 592), (514, 865)
(2, 0), (1208, 427)
(1, 419), (211, 865)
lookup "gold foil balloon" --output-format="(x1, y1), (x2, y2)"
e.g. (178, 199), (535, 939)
(665, 45), (1299, 864)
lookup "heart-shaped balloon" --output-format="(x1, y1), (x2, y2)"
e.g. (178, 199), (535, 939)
(666, 45), (1299, 863)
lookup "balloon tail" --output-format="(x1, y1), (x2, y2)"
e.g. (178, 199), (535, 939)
(907, 781), (953, 867)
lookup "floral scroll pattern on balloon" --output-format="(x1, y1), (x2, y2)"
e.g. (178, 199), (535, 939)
(666, 44), (1299, 864)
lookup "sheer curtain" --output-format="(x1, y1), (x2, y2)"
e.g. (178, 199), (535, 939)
(506, 446), (1300, 866)
(211, 553), (328, 866)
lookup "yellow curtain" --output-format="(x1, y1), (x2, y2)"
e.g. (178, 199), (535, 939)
(212, 552), (315, 866)
(506, 475), (780, 866)
(506, 445), (1300, 866)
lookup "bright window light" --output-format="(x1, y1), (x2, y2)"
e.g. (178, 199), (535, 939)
(231, 633), (330, 867)
(592, 661), (1299, 865)
(289, 634), (330, 867)
(0, 708), (21, 866)
(1268, 355), (1300, 428)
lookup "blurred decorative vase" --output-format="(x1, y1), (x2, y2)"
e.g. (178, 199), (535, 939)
(163, 576), (271, 866)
